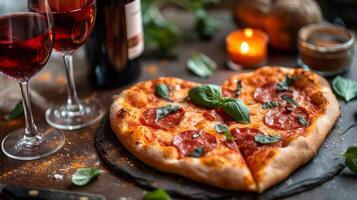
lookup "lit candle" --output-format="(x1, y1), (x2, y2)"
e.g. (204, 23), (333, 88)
(226, 28), (268, 67)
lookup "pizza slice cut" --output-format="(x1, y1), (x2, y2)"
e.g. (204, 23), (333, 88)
(221, 67), (340, 192)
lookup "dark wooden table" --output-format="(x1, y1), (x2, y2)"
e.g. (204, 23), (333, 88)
(1, 10), (357, 200)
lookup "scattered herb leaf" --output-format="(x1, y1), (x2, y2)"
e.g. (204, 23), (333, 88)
(214, 123), (229, 133)
(71, 168), (102, 186)
(298, 115), (309, 126)
(282, 95), (298, 106)
(143, 188), (171, 200)
(332, 76), (357, 102)
(235, 80), (242, 97)
(261, 101), (280, 109)
(142, 0), (180, 58)
(189, 146), (205, 158)
(224, 131), (235, 142)
(187, 53), (216, 78)
(276, 75), (295, 92)
(188, 84), (222, 108)
(221, 99), (250, 124)
(155, 83), (172, 101)
(142, 0), (220, 58)
(214, 123), (235, 142)
(344, 145), (357, 173)
(5, 101), (24, 120)
(156, 105), (180, 120)
(254, 134), (281, 144)
(194, 9), (220, 40)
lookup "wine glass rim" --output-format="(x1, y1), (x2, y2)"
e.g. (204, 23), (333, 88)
(50, 0), (96, 14)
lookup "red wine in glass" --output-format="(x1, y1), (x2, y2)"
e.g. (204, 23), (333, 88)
(40, 0), (103, 130)
(0, 0), (65, 161)
(28, 0), (96, 53)
(0, 13), (53, 81)
(50, 0), (96, 52)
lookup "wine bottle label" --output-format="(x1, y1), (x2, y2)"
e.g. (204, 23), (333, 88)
(125, 0), (144, 60)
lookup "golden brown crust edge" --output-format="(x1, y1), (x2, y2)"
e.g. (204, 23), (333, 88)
(110, 77), (257, 192)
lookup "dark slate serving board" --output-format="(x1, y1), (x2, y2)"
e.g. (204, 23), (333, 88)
(95, 114), (353, 200)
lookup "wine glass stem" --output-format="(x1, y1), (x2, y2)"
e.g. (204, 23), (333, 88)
(63, 54), (81, 111)
(19, 81), (39, 139)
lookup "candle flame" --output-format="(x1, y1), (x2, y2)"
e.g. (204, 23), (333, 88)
(244, 29), (253, 38)
(240, 42), (250, 54)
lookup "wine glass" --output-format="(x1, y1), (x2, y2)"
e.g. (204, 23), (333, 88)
(0, 0), (65, 160)
(44, 0), (104, 130)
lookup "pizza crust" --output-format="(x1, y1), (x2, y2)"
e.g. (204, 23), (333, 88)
(222, 67), (340, 192)
(110, 68), (340, 192)
(254, 69), (340, 192)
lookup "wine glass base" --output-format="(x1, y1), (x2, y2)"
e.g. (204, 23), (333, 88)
(45, 101), (104, 130)
(1, 126), (65, 161)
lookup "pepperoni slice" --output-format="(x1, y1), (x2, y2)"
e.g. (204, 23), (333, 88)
(225, 128), (282, 157)
(253, 82), (297, 103)
(264, 106), (309, 130)
(140, 107), (185, 130)
(172, 130), (217, 157)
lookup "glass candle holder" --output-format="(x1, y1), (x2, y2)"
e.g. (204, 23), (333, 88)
(298, 24), (355, 77)
(226, 28), (268, 70)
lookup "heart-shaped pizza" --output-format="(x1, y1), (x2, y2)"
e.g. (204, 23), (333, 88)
(110, 66), (340, 192)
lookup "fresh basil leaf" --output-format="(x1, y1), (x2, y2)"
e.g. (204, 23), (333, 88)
(194, 9), (219, 40)
(5, 101), (24, 120)
(261, 101), (280, 109)
(344, 145), (357, 173)
(156, 105), (180, 120)
(143, 5), (180, 54)
(142, 0), (219, 58)
(187, 53), (216, 78)
(221, 99), (250, 124)
(282, 95), (298, 106)
(298, 115), (309, 126)
(254, 134), (281, 144)
(189, 146), (205, 158)
(188, 84), (222, 108)
(71, 168), (102, 186)
(276, 75), (295, 92)
(332, 76), (357, 102)
(214, 123), (229, 133)
(143, 188), (171, 200)
(224, 131), (235, 142)
(155, 83), (172, 101)
(214, 123), (235, 142)
(235, 80), (242, 97)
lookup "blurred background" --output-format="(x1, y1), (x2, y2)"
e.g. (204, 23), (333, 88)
(212, 0), (357, 29)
